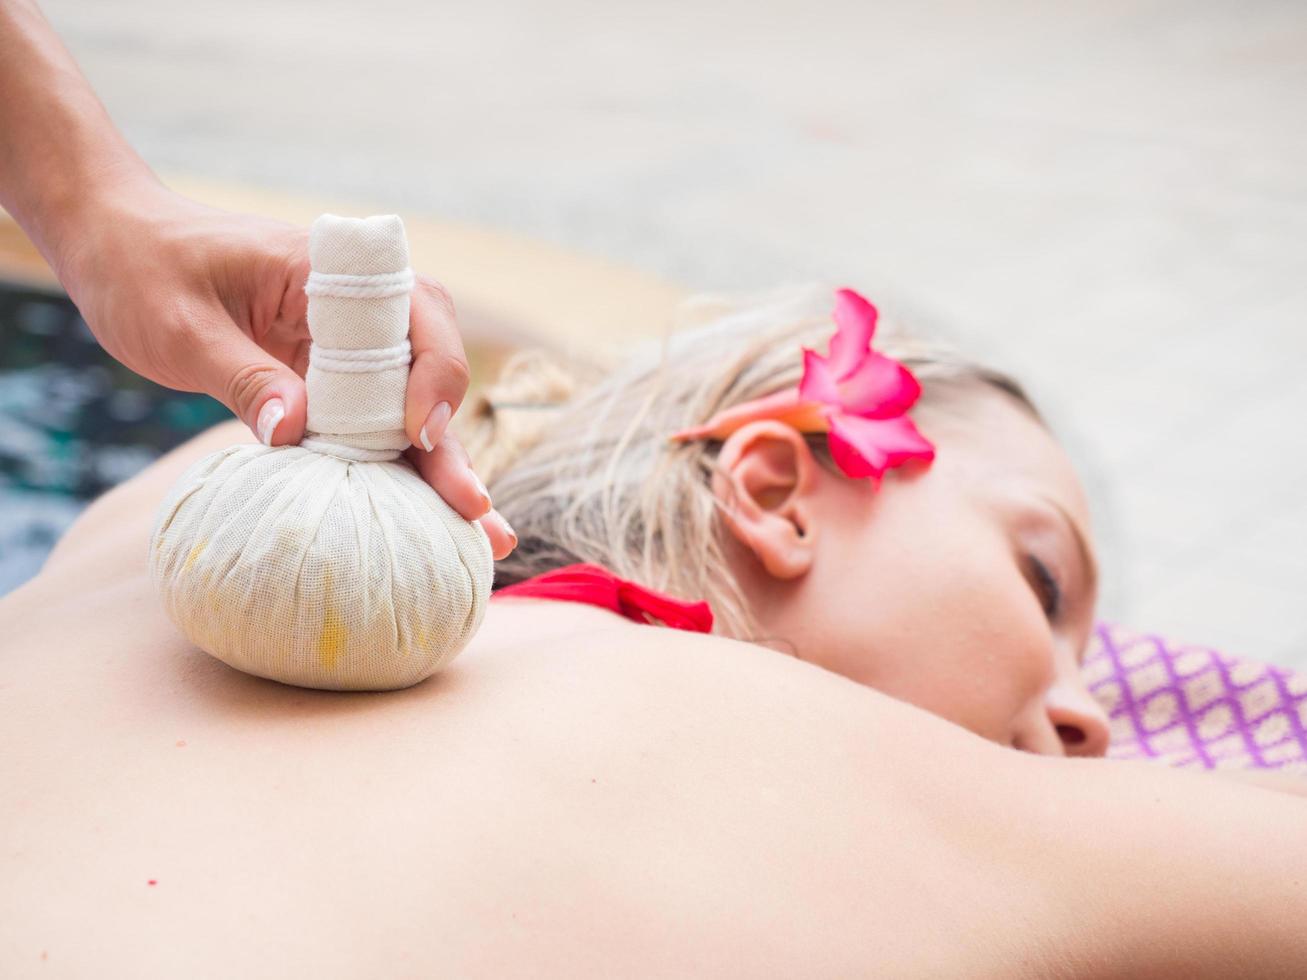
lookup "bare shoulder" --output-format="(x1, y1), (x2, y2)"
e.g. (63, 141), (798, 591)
(0, 570), (1029, 977)
(2, 580), (1305, 975)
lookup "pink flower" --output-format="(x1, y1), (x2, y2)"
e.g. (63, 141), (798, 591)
(671, 288), (935, 482)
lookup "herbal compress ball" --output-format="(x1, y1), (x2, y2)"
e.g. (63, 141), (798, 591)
(149, 214), (493, 691)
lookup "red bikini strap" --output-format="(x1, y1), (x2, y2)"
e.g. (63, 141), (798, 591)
(493, 563), (714, 633)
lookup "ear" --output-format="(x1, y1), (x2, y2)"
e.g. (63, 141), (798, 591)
(712, 420), (820, 580)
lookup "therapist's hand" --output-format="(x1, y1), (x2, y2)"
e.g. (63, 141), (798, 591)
(61, 178), (516, 559)
(0, 1), (512, 557)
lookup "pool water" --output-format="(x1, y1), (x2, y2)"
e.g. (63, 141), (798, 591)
(0, 281), (231, 594)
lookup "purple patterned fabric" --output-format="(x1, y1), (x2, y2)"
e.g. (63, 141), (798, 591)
(1084, 624), (1307, 773)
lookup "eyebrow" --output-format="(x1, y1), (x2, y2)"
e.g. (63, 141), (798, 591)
(1044, 497), (1099, 601)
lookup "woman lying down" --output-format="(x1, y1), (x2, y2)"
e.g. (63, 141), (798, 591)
(1, 287), (1305, 977)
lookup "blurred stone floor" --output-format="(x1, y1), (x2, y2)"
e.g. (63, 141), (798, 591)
(40, 0), (1307, 666)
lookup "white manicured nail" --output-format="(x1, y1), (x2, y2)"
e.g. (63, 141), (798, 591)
(471, 470), (491, 505)
(420, 401), (452, 452)
(256, 398), (285, 446)
(484, 509), (517, 553)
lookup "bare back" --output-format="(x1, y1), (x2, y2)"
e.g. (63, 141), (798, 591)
(2, 424), (1305, 977)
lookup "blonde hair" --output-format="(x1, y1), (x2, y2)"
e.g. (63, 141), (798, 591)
(460, 287), (1038, 639)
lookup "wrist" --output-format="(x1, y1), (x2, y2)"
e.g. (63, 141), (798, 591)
(46, 155), (160, 281)
(52, 164), (172, 303)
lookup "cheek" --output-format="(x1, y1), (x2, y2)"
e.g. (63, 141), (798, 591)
(808, 499), (1055, 742)
(925, 572), (1057, 741)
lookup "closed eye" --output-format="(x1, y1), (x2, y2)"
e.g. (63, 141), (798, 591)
(1025, 554), (1062, 621)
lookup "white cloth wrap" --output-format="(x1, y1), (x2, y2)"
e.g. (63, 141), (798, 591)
(148, 214), (493, 692)
(303, 214), (414, 461)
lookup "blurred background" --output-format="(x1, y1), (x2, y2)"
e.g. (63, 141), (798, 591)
(1, 0), (1304, 667)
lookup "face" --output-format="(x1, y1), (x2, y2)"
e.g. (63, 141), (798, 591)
(716, 388), (1110, 757)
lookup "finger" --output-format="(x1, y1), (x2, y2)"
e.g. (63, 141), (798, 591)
(479, 509), (517, 561)
(406, 433), (492, 521)
(194, 317), (308, 446)
(404, 277), (470, 452)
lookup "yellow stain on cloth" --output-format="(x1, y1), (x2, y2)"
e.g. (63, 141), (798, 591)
(406, 627), (429, 660)
(182, 540), (207, 572)
(317, 567), (347, 671)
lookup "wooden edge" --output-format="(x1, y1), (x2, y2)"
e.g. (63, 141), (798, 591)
(0, 208), (60, 289)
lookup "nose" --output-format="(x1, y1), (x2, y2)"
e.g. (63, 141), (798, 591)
(1044, 682), (1111, 758)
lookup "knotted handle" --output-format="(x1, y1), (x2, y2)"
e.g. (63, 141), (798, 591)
(301, 214), (413, 462)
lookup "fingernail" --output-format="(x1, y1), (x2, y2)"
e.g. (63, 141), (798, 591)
(420, 401), (452, 452)
(256, 398), (285, 446)
(488, 509), (517, 550)
(471, 470), (492, 507)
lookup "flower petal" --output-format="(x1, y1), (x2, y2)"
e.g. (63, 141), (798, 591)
(836, 351), (922, 418)
(826, 413), (935, 481)
(798, 348), (841, 404)
(828, 288), (879, 378)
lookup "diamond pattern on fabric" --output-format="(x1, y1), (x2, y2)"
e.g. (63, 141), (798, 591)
(1087, 625), (1307, 774)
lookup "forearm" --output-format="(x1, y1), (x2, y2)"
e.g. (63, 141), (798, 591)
(0, 0), (155, 279)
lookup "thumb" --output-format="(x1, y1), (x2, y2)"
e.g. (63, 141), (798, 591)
(202, 326), (308, 446)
